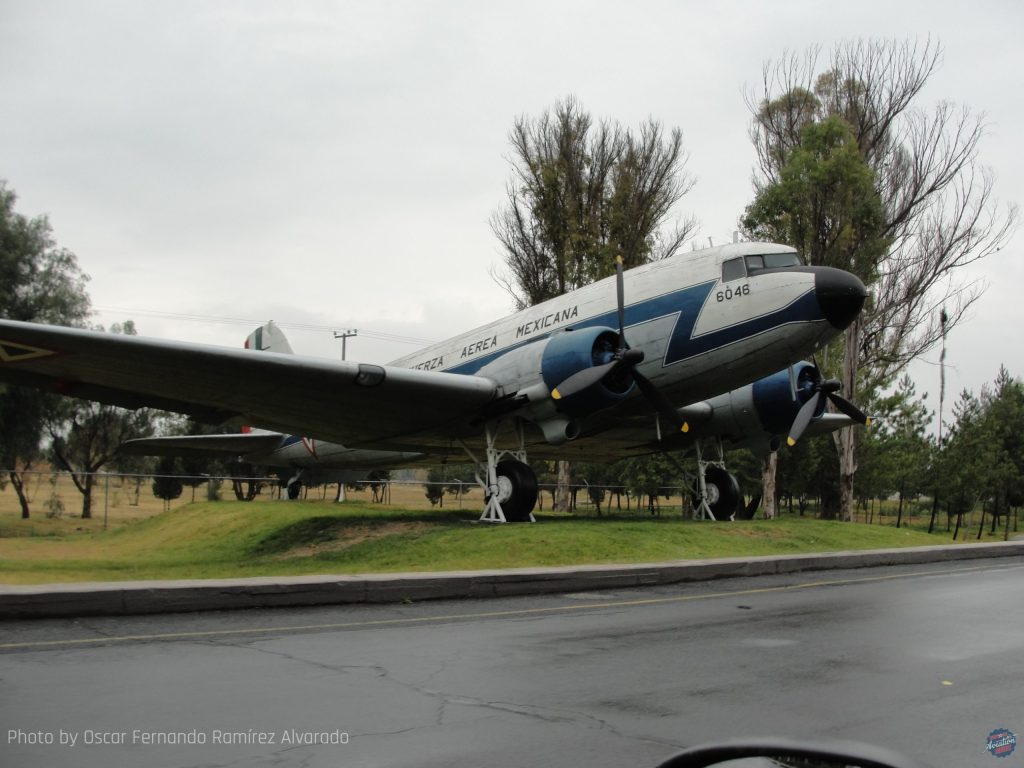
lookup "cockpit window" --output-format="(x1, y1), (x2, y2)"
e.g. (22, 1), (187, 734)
(746, 252), (801, 273)
(721, 257), (745, 282)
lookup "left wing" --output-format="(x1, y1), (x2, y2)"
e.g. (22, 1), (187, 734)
(0, 320), (498, 449)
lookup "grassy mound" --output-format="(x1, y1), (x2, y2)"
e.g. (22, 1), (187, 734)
(0, 500), (970, 585)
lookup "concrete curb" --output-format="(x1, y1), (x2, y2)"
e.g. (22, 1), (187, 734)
(2, 540), (1023, 619)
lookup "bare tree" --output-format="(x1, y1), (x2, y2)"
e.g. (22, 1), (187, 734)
(745, 38), (1018, 520)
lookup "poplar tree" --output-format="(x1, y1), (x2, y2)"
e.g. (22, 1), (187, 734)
(491, 97), (696, 508)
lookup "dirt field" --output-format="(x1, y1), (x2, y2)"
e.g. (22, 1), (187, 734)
(0, 470), (484, 536)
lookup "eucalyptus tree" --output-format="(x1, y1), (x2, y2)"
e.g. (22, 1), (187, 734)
(744, 38), (1017, 520)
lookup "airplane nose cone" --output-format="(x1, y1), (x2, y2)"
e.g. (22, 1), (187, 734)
(815, 267), (867, 329)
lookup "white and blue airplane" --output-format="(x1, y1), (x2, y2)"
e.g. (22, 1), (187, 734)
(0, 241), (868, 522)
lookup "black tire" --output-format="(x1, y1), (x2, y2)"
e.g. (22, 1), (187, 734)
(488, 460), (539, 522)
(287, 480), (302, 500)
(697, 466), (740, 521)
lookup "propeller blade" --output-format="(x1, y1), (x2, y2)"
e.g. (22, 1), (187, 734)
(633, 369), (689, 434)
(787, 392), (824, 446)
(551, 361), (617, 400)
(552, 348), (645, 400)
(826, 392), (872, 426)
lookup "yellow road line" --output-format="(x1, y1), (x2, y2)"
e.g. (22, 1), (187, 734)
(2, 561), (1020, 651)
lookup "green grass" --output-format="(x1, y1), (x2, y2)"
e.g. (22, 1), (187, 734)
(0, 500), (984, 585)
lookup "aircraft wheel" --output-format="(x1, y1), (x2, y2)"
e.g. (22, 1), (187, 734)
(287, 481), (302, 500)
(699, 466), (740, 521)
(489, 460), (538, 522)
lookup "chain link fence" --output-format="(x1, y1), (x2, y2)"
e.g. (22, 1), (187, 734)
(1, 468), (697, 526)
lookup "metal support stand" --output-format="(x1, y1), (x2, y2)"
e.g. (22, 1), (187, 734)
(459, 419), (534, 524)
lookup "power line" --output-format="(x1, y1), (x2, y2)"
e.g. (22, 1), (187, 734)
(91, 305), (437, 346)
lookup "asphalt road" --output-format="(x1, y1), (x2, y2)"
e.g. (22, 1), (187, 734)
(2, 557), (1022, 768)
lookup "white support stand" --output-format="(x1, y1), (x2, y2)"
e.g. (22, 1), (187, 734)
(459, 419), (534, 524)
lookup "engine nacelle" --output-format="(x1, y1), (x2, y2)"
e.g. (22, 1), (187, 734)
(540, 327), (635, 417)
(697, 362), (825, 447)
(475, 327), (635, 439)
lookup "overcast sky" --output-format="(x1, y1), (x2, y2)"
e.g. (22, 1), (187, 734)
(1, 0), (1021, 424)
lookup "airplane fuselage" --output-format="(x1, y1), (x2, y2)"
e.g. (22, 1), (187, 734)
(388, 241), (861, 446)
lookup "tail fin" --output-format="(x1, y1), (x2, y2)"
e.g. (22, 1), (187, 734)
(242, 322), (294, 434)
(244, 321), (294, 355)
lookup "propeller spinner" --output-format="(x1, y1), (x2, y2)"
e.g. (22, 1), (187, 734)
(551, 257), (689, 434)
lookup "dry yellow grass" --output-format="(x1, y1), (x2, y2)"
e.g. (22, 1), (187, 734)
(0, 470), (482, 538)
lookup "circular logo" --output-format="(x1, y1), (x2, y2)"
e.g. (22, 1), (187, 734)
(987, 728), (1017, 758)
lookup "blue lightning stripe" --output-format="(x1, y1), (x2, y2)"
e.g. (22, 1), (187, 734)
(663, 284), (821, 364)
(447, 279), (822, 376)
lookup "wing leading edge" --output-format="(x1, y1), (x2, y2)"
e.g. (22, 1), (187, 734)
(0, 320), (499, 449)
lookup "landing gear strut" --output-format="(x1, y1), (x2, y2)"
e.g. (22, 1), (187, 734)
(691, 439), (740, 521)
(460, 419), (538, 523)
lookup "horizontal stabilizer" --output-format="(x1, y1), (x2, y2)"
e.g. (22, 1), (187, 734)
(120, 432), (287, 457)
(803, 412), (859, 437)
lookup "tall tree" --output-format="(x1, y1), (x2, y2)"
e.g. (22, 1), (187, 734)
(491, 95), (696, 308)
(491, 97), (696, 509)
(744, 114), (888, 519)
(745, 38), (1017, 520)
(0, 181), (91, 518)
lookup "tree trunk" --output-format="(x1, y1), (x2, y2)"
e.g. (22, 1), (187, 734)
(81, 473), (93, 519)
(10, 470), (31, 519)
(834, 321), (861, 522)
(760, 454), (778, 519)
(554, 460), (572, 512)
(928, 493), (939, 533)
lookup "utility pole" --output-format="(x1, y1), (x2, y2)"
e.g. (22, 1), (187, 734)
(333, 329), (358, 361)
(332, 328), (357, 505)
